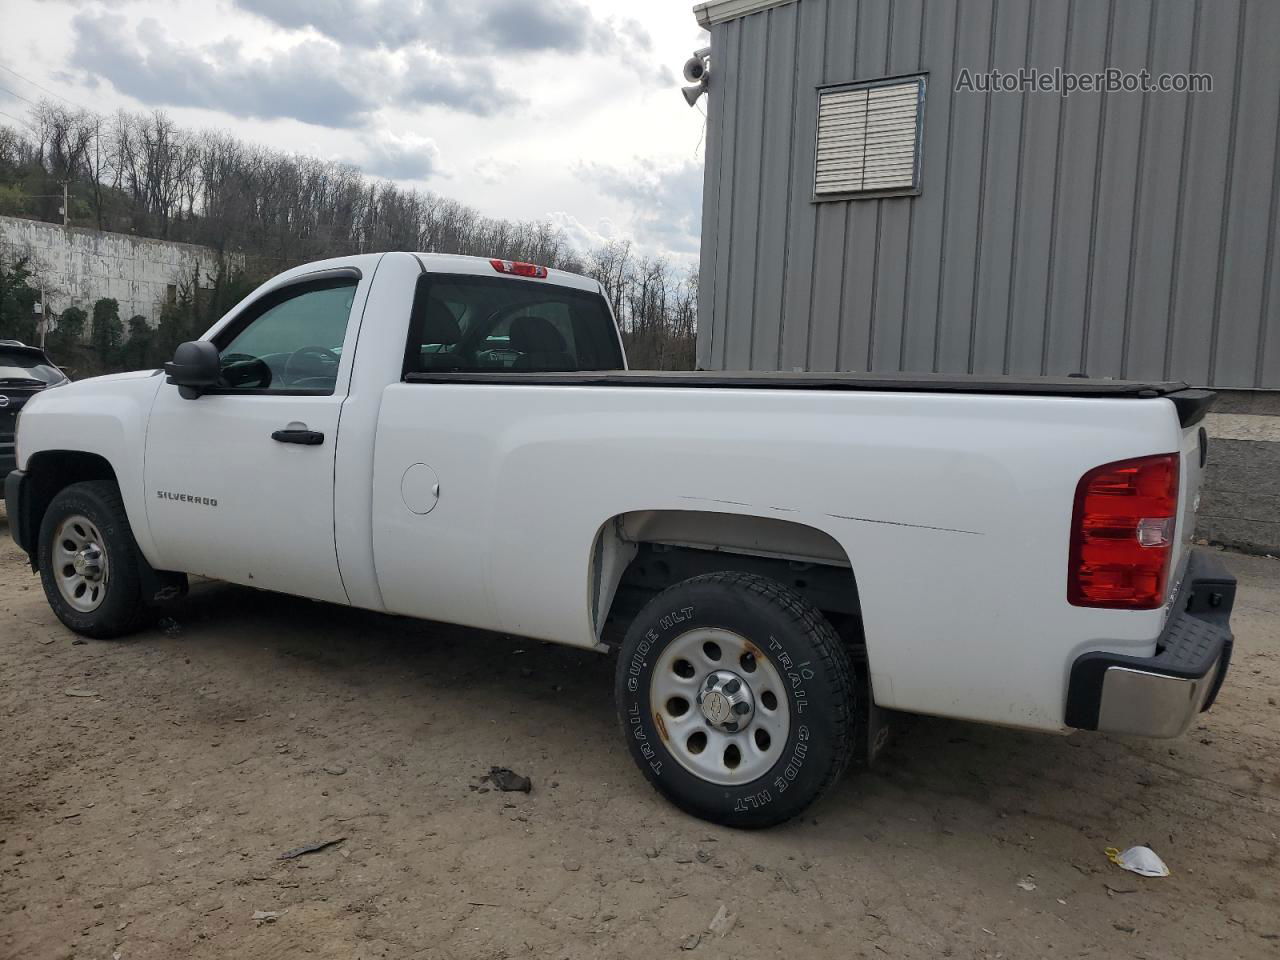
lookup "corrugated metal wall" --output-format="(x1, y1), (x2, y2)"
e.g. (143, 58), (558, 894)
(696, 0), (1280, 388)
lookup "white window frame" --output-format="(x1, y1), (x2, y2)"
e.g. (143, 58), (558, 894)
(813, 74), (927, 202)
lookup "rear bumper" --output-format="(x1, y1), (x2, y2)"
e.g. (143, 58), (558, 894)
(1065, 549), (1235, 738)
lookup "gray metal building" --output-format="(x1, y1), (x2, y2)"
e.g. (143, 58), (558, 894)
(692, 0), (1280, 391)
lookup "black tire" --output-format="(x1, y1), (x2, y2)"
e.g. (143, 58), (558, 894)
(37, 480), (149, 638)
(615, 571), (855, 828)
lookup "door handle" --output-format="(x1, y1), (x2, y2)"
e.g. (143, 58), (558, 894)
(272, 428), (324, 445)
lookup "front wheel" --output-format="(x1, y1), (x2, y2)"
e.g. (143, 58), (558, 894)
(37, 480), (149, 638)
(615, 572), (856, 828)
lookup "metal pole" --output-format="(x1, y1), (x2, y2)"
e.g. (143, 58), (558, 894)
(39, 281), (47, 349)
(62, 180), (69, 227)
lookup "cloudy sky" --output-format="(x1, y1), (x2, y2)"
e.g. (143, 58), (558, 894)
(0, 0), (709, 264)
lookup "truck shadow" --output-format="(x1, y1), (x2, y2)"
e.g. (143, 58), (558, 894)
(170, 576), (618, 731)
(156, 576), (1236, 844)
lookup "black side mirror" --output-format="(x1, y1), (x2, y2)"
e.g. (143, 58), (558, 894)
(164, 340), (220, 399)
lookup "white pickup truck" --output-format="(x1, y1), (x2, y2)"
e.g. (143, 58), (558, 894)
(5, 252), (1236, 827)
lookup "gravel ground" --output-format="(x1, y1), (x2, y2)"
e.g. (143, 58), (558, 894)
(2, 509), (1278, 959)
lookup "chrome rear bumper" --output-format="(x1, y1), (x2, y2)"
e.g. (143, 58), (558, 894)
(1095, 660), (1223, 738)
(1066, 550), (1234, 738)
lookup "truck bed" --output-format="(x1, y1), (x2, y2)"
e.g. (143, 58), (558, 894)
(405, 368), (1183, 396)
(404, 370), (1213, 424)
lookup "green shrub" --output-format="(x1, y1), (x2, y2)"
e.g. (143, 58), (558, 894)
(91, 297), (123, 359)
(0, 255), (39, 344)
(123, 314), (154, 370)
(55, 305), (87, 345)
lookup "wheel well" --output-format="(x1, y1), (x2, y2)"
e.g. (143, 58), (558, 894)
(595, 509), (879, 765)
(20, 451), (120, 560)
(597, 509), (863, 646)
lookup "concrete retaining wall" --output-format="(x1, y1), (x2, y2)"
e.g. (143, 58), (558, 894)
(0, 215), (229, 325)
(1198, 413), (1280, 556)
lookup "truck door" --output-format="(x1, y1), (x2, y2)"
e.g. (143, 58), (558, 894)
(143, 268), (366, 603)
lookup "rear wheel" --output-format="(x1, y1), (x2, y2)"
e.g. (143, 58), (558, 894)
(38, 481), (148, 638)
(615, 571), (855, 828)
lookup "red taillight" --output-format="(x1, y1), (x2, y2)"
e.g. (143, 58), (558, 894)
(490, 258), (548, 279)
(1068, 454), (1180, 609)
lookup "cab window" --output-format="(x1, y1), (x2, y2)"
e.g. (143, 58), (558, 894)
(404, 274), (623, 375)
(214, 278), (357, 394)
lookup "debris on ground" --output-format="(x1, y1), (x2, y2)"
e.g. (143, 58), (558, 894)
(563, 859), (581, 872)
(680, 933), (702, 950)
(278, 837), (346, 860)
(708, 903), (737, 938)
(1106, 846), (1170, 877)
(485, 766), (531, 793)
(1017, 876), (1037, 891)
(251, 910), (281, 924)
(64, 688), (99, 698)
(36, 636), (55, 645)
(323, 764), (347, 776)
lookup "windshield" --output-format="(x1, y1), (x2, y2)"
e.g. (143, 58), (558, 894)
(0, 350), (65, 384)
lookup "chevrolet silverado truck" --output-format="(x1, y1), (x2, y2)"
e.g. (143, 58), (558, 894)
(4, 252), (1236, 827)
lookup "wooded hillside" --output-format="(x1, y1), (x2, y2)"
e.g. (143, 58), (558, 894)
(0, 103), (697, 372)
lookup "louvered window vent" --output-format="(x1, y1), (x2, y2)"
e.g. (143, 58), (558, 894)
(815, 76), (925, 199)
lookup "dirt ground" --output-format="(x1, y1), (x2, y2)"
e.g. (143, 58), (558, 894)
(1, 511), (1278, 960)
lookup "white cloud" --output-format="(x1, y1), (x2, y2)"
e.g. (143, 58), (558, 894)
(580, 158), (703, 257)
(0, 0), (709, 262)
(67, 11), (518, 127)
(362, 129), (443, 182)
(230, 0), (667, 84)
(547, 211), (618, 256)
(475, 157), (518, 186)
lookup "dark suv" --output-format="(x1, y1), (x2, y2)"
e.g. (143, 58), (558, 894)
(0, 341), (68, 474)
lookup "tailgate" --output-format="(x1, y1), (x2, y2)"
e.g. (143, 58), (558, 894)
(1169, 403), (1211, 601)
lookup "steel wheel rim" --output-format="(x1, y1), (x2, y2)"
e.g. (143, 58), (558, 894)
(52, 514), (109, 613)
(650, 627), (791, 786)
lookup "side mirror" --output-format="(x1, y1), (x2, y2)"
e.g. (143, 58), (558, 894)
(164, 340), (220, 399)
